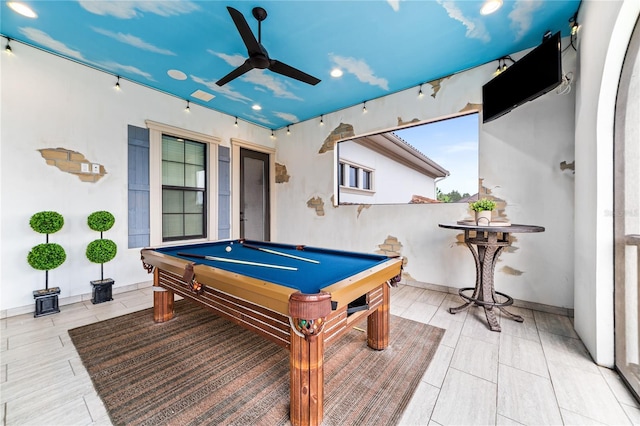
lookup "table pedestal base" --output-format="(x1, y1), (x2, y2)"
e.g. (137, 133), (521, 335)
(448, 229), (524, 332)
(449, 287), (523, 331)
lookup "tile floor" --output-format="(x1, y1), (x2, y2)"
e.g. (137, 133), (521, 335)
(1, 283), (639, 425)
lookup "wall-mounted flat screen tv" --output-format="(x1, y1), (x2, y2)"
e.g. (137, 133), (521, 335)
(482, 32), (562, 123)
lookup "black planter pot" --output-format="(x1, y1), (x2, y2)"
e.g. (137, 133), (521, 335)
(33, 287), (60, 317)
(91, 278), (114, 304)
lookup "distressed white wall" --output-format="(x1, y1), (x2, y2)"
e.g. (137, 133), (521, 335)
(2, 30), (580, 318)
(274, 45), (577, 309)
(0, 45), (271, 314)
(573, 0), (639, 366)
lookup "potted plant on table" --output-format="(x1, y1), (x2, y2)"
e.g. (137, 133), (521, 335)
(27, 211), (66, 317)
(469, 198), (497, 225)
(86, 211), (117, 304)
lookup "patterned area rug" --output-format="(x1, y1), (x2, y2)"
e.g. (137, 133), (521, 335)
(69, 300), (444, 426)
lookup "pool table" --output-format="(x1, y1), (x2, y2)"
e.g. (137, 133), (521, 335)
(140, 239), (403, 426)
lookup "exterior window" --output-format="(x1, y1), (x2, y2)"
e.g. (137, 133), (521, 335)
(162, 135), (206, 241)
(362, 170), (372, 190)
(339, 160), (374, 192)
(349, 165), (358, 188)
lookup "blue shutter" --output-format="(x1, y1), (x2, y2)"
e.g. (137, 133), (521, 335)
(128, 125), (150, 248)
(218, 145), (231, 239)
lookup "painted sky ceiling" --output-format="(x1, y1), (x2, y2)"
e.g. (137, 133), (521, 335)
(1, 0), (581, 129)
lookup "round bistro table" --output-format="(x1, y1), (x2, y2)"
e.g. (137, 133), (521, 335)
(439, 222), (545, 332)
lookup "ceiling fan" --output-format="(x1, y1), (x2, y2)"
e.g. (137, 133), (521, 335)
(216, 6), (321, 87)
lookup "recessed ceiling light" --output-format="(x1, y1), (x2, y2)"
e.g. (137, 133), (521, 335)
(167, 69), (187, 80)
(480, 0), (503, 15)
(252, 104), (262, 111)
(7, 2), (37, 18)
(330, 68), (343, 78)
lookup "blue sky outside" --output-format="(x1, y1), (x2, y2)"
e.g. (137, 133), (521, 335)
(394, 113), (479, 197)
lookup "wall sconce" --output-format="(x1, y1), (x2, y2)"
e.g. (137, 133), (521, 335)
(287, 125), (291, 135)
(362, 101), (367, 113)
(234, 117), (238, 127)
(418, 84), (424, 98)
(320, 115), (324, 126)
(114, 75), (121, 90)
(5, 38), (12, 54)
(271, 129), (275, 139)
(185, 100), (190, 112)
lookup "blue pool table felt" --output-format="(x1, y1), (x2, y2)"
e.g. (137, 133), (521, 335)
(156, 240), (391, 294)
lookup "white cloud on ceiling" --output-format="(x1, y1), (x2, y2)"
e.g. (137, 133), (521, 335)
(19, 26), (154, 81)
(242, 71), (302, 100)
(274, 112), (299, 123)
(509, 0), (543, 41)
(387, 0), (402, 12)
(92, 27), (176, 55)
(78, 0), (199, 19)
(19, 27), (86, 60)
(248, 114), (274, 127)
(437, 0), (490, 43)
(329, 54), (389, 90)
(102, 61), (154, 81)
(210, 51), (246, 67)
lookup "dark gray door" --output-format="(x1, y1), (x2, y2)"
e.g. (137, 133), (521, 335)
(240, 148), (270, 241)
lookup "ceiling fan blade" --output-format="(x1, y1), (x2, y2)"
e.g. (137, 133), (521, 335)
(226, 6), (261, 56)
(216, 59), (254, 86)
(269, 60), (321, 86)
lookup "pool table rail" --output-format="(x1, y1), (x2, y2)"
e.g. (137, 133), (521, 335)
(321, 257), (403, 310)
(142, 248), (298, 316)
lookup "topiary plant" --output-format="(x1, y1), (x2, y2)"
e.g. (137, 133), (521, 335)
(86, 239), (117, 265)
(469, 198), (497, 212)
(30, 211), (64, 234)
(27, 211), (66, 290)
(87, 210), (115, 233)
(28, 243), (66, 271)
(86, 211), (117, 282)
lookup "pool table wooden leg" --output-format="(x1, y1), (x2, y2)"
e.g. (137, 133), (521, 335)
(153, 270), (174, 323)
(367, 283), (390, 350)
(290, 333), (324, 426)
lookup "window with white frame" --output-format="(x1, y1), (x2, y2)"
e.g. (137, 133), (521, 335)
(339, 161), (374, 192)
(162, 135), (207, 241)
(145, 120), (221, 246)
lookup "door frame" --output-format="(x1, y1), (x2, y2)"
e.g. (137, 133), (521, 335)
(230, 138), (275, 240)
(614, 16), (640, 401)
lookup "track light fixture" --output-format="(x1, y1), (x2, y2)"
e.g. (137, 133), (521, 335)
(114, 75), (120, 90)
(185, 100), (190, 112)
(5, 38), (12, 54)
(568, 13), (580, 50)
(362, 101), (367, 113)
(493, 56), (514, 76)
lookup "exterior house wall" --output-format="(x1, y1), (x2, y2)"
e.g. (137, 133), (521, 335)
(337, 140), (439, 204)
